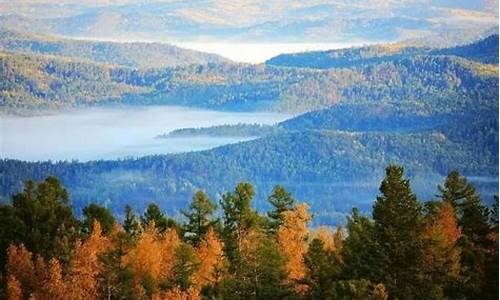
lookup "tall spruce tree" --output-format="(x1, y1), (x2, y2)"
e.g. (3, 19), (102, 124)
(182, 190), (216, 246)
(439, 171), (494, 299)
(267, 185), (295, 234)
(371, 165), (424, 299)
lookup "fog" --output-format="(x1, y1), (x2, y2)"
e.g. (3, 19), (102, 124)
(0, 106), (292, 162)
(173, 42), (368, 63)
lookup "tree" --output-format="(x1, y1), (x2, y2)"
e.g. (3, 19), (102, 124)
(267, 185), (295, 233)
(7, 276), (22, 300)
(99, 225), (134, 300)
(123, 205), (141, 239)
(66, 222), (109, 300)
(7, 244), (36, 298)
(303, 238), (338, 299)
(194, 227), (224, 289)
(182, 191), (216, 246)
(421, 201), (461, 298)
(40, 258), (67, 300)
(439, 171), (494, 299)
(168, 243), (200, 291)
(223, 230), (291, 300)
(220, 183), (260, 263)
(371, 165), (425, 299)
(1, 177), (79, 265)
(82, 203), (115, 235)
(142, 203), (178, 233)
(342, 208), (383, 282)
(276, 203), (310, 294)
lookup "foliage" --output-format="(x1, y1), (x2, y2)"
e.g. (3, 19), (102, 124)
(0, 169), (498, 299)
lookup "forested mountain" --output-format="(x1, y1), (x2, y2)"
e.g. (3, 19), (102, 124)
(0, 31), (497, 226)
(0, 51), (148, 114)
(1, 38), (497, 114)
(1, 124), (497, 225)
(266, 34), (499, 69)
(0, 30), (229, 68)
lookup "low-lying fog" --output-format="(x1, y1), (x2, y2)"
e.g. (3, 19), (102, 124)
(0, 106), (292, 162)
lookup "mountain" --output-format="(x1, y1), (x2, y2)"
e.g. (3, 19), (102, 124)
(266, 34), (499, 69)
(1, 36), (497, 114)
(0, 1), (497, 43)
(0, 30), (229, 68)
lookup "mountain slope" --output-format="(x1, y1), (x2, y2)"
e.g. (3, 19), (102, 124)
(0, 30), (230, 68)
(266, 34), (499, 69)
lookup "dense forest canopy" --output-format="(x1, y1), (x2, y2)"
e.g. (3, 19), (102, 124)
(0, 167), (497, 299)
(0, 33), (497, 114)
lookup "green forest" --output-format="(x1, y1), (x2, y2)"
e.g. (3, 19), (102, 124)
(0, 166), (497, 299)
(1, 31), (498, 114)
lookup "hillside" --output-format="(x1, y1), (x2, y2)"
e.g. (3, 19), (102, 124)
(0, 30), (230, 68)
(1, 34), (497, 114)
(266, 34), (499, 69)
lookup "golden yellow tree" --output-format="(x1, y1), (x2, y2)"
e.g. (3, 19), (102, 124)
(158, 228), (181, 281)
(422, 201), (462, 288)
(40, 258), (67, 300)
(66, 221), (109, 300)
(124, 222), (162, 282)
(194, 227), (224, 289)
(7, 275), (22, 300)
(7, 244), (36, 297)
(276, 203), (311, 293)
(153, 287), (201, 300)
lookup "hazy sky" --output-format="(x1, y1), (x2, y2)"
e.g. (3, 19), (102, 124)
(0, 0), (497, 45)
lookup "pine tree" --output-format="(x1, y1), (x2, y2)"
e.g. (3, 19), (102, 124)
(342, 208), (382, 281)
(267, 185), (295, 233)
(220, 182), (259, 264)
(82, 203), (115, 235)
(142, 203), (178, 233)
(123, 205), (141, 239)
(440, 171), (494, 299)
(371, 165), (424, 299)
(182, 190), (216, 246)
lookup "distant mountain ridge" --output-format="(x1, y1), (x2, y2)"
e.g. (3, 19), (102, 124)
(0, 30), (230, 69)
(266, 34), (499, 69)
(1, 35), (497, 115)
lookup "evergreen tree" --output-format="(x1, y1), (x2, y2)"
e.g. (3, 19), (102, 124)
(82, 203), (115, 235)
(371, 165), (424, 299)
(303, 238), (339, 299)
(220, 182), (260, 263)
(182, 190), (216, 246)
(0, 177), (79, 266)
(123, 205), (141, 239)
(142, 203), (178, 233)
(342, 209), (382, 282)
(440, 171), (495, 299)
(266, 185), (295, 234)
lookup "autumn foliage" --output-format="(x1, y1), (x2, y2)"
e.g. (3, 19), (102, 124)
(1, 167), (498, 299)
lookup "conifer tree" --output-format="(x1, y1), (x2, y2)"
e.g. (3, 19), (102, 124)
(123, 205), (141, 239)
(220, 182), (259, 263)
(182, 190), (216, 246)
(267, 185), (295, 233)
(82, 203), (115, 235)
(372, 165), (424, 299)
